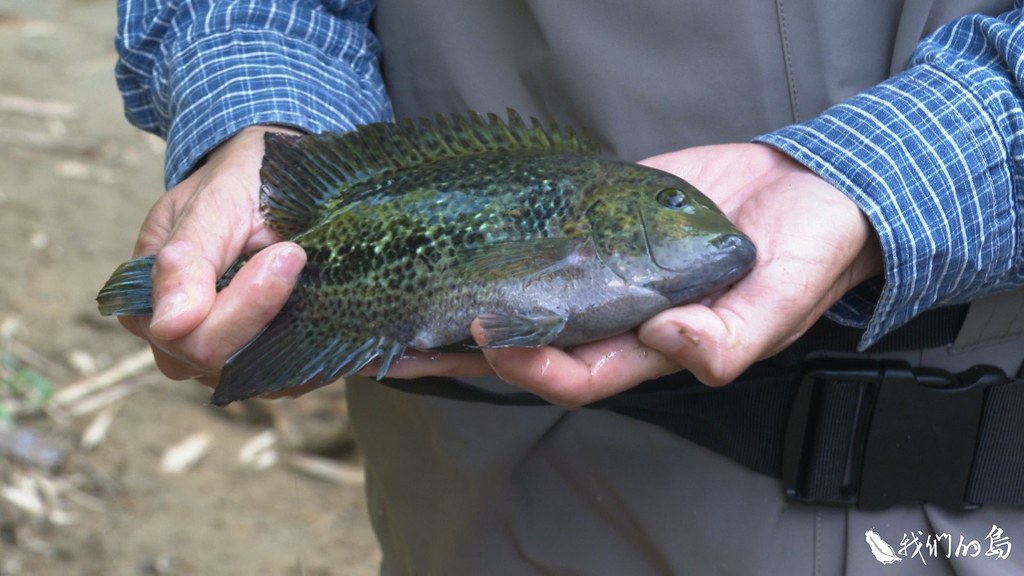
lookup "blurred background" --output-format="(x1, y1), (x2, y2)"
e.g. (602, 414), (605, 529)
(0, 1), (378, 574)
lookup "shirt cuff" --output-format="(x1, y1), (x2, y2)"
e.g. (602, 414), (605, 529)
(756, 62), (1020, 349)
(161, 28), (392, 187)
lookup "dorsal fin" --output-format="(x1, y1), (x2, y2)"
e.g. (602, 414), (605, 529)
(259, 110), (599, 238)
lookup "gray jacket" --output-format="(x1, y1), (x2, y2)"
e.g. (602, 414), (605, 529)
(349, 2), (1024, 574)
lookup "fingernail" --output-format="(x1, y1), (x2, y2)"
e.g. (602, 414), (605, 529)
(150, 291), (188, 331)
(647, 320), (700, 350)
(271, 245), (305, 279)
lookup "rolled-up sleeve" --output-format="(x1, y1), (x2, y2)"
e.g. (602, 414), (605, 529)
(115, 0), (392, 188)
(758, 2), (1024, 349)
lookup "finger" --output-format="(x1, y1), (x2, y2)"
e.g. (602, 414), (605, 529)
(118, 316), (210, 381)
(638, 303), (757, 387)
(363, 349), (494, 380)
(148, 239), (221, 341)
(147, 153), (274, 341)
(150, 344), (212, 382)
(130, 242), (305, 384)
(170, 242), (305, 372)
(477, 328), (679, 408)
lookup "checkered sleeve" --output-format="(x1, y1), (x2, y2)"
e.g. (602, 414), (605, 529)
(115, 0), (392, 188)
(757, 2), (1024, 349)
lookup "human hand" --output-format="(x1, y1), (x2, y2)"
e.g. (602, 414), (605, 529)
(635, 143), (883, 382)
(119, 126), (307, 388)
(384, 144), (883, 406)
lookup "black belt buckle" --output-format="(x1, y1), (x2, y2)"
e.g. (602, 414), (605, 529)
(783, 358), (1005, 510)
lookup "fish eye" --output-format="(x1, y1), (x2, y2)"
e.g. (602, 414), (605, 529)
(656, 188), (689, 209)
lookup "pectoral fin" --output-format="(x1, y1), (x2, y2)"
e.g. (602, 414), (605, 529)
(476, 309), (567, 348)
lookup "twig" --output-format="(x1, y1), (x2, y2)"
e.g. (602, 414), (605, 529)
(60, 381), (145, 417)
(6, 339), (65, 378)
(0, 126), (100, 155)
(0, 94), (77, 119)
(0, 17), (57, 35)
(237, 430), (279, 469)
(282, 453), (365, 487)
(160, 433), (211, 474)
(53, 349), (155, 408)
(79, 404), (121, 450)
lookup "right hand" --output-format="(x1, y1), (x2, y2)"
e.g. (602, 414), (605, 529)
(379, 144), (883, 407)
(119, 126), (307, 388)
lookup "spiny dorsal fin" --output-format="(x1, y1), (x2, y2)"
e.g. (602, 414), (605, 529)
(259, 110), (599, 238)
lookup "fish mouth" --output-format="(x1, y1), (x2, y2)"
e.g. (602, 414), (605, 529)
(647, 233), (756, 304)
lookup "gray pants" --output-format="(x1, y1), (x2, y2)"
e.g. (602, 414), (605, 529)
(349, 378), (1022, 576)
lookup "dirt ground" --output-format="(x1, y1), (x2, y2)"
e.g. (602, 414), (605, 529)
(0, 1), (380, 574)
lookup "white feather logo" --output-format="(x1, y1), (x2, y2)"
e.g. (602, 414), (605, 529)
(865, 529), (902, 565)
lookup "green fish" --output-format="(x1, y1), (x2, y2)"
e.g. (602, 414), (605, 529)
(97, 111), (755, 405)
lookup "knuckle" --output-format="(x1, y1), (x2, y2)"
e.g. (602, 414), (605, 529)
(185, 337), (222, 370)
(700, 352), (746, 387)
(153, 352), (200, 381)
(153, 241), (190, 272)
(699, 370), (735, 387)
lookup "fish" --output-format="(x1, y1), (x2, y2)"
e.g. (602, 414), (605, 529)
(96, 110), (756, 405)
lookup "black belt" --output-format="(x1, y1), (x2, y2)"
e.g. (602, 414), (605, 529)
(380, 305), (1024, 510)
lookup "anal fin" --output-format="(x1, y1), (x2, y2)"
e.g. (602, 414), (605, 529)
(211, 307), (406, 405)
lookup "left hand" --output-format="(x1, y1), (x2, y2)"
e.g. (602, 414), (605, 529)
(117, 126), (307, 390)
(377, 143), (883, 407)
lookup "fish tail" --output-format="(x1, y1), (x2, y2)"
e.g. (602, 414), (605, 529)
(96, 255), (156, 316)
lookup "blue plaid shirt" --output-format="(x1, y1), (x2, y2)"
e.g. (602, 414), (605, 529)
(115, 0), (393, 188)
(115, 0), (1024, 348)
(760, 4), (1024, 347)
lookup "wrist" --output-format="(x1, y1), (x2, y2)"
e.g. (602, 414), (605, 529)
(204, 124), (305, 167)
(764, 146), (885, 309)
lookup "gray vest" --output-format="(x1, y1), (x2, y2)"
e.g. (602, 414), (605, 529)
(376, 0), (1011, 157)
(355, 6), (1024, 572)
(374, 0), (1023, 372)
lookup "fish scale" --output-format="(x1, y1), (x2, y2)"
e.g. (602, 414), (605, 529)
(260, 150), (594, 383)
(96, 110), (755, 405)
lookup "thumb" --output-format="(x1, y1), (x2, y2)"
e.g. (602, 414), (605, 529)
(638, 302), (760, 387)
(145, 128), (287, 341)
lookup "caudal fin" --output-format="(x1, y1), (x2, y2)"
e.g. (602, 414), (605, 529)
(96, 255), (156, 316)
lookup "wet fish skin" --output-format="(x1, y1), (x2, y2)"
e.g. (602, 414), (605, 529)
(96, 111), (755, 405)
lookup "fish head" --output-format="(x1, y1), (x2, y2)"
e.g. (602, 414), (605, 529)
(585, 167), (756, 304)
